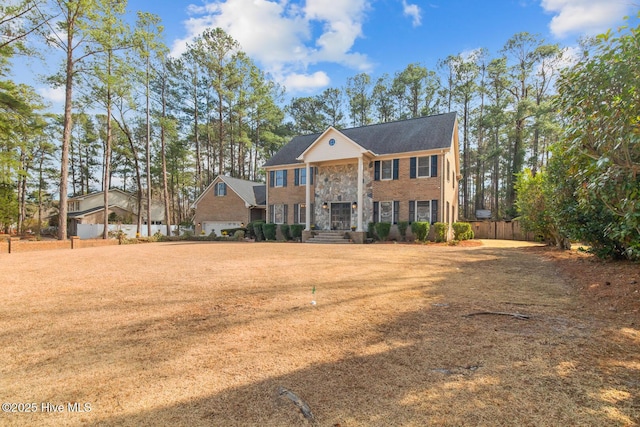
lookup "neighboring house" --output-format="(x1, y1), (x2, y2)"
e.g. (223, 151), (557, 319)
(192, 175), (266, 236)
(263, 112), (460, 242)
(67, 189), (165, 236)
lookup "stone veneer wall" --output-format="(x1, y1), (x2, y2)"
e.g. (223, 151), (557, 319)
(314, 163), (373, 230)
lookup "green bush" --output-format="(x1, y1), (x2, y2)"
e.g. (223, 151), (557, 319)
(397, 221), (409, 241)
(251, 221), (265, 241)
(290, 224), (304, 240)
(452, 222), (474, 240)
(263, 223), (277, 240)
(410, 221), (430, 242)
(374, 222), (391, 241)
(433, 222), (448, 243)
(279, 224), (290, 241)
(233, 230), (245, 241)
(367, 222), (376, 240)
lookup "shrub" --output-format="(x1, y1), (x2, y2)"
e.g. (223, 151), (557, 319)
(367, 222), (376, 240)
(452, 222), (474, 240)
(411, 221), (430, 242)
(233, 230), (245, 241)
(279, 224), (290, 241)
(290, 224), (304, 240)
(374, 222), (391, 241)
(251, 221), (265, 241)
(221, 227), (247, 236)
(397, 221), (409, 241)
(433, 222), (448, 243)
(263, 223), (277, 240)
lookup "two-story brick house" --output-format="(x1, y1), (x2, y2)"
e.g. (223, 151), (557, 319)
(263, 112), (460, 242)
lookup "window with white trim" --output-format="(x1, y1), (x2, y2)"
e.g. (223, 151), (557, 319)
(381, 160), (393, 180)
(215, 182), (226, 196)
(415, 200), (431, 223)
(417, 156), (430, 177)
(272, 204), (285, 224)
(275, 170), (285, 187)
(379, 201), (394, 222)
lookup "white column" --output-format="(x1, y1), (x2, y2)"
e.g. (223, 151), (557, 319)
(305, 162), (311, 231)
(357, 156), (364, 232)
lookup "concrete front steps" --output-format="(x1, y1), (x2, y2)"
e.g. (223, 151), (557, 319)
(306, 230), (353, 244)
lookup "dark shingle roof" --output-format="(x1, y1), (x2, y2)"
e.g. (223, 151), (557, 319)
(264, 112), (457, 167)
(252, 185), (266, 206)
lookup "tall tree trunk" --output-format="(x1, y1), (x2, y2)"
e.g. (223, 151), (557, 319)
(145, 59), (152, 238)
(59, 31), (74, 240)
(102, 51), (112, 240)
(160, 70), (172, 237)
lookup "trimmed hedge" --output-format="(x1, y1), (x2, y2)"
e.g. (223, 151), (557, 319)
(263, 223), (277, 240)
(410, 221), (430, 242)
(290, 224), (304, 240)
(251, 221), (265, 241)
(374, 222), (391, 241)
(433, 222), (448, 243)
(279, 224), (290, 241)
(452, 222), (474, 241)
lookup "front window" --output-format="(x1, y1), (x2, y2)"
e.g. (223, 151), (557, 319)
(416, 201), (431, 222)
(273, 204), (285, 224)
(275, 170), (285, 187)
(417, 156), (430, 177)
(295, 203), (306, 224)
(299, 168), (306, 185)
(379, 201), (393, 222)
(381, 160), (393, 180)
(216, 182), (226, 196)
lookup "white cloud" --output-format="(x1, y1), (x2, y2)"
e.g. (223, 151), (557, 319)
(171, 0), (373, 93)
(38, 86), (65, 104)
(282, 71), (331, 92)
(402, 0), (422, 27)
(540, 0), (633, 38)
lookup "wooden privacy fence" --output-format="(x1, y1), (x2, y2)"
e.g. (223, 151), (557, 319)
(469, 221), (537, 241)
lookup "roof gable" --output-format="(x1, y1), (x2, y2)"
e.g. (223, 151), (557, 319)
(192, 175), (266, 208)
(296, 127), (371, 163)
(263, 112), (457, 168)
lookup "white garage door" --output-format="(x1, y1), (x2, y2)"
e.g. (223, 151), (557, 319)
(202, 221), (242, 236)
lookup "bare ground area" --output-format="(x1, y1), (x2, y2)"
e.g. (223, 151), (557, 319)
(0, 240), (638, 426)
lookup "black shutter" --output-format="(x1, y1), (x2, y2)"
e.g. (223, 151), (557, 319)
(282, 170), (288, 187)
(393, 201), (399, 224)
(310, 167), (315, 185)
(409, 200), (415, 223)
(294, 204), (299, 223)
(269, 171), (275, 187)
(269, 204), (273, 222)
(373, 201), (379, 223)
(393, 159), (399, 180)
(431, 155), (438, 177)
(310, 203), (315, 224)
(214, 182), (219, 196)
(431, 200), (438, 224)
(410, 157), (416, 179)
(283, 204), (288, 223)
(374, 161), (380, 181)
(222, 183), (226, 196)
(294, 168), (299, 186)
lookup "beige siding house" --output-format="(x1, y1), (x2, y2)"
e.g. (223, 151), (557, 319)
(263, 112), (460, 242)
(67, 189), (166, 236)
(192, 175), (266, 236)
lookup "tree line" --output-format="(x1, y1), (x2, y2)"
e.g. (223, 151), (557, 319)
(1, 1), (638, 258)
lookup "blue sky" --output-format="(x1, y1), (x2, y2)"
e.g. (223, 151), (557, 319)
(22, 0), (639, 109)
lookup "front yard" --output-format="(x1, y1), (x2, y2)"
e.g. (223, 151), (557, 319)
(1, 241), (638, 426)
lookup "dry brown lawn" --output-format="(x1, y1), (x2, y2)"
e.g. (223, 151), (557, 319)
(1, 240), (638, 426)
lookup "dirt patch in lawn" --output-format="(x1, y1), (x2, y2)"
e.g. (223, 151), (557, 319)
(0, 240), (638, 426)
